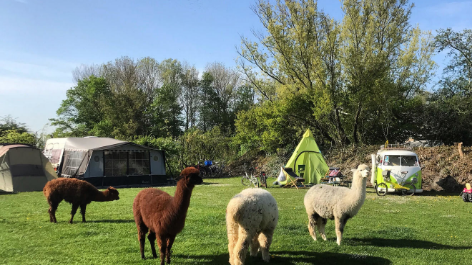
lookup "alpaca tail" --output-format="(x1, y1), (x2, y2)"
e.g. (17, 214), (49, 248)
(43, 184), (49, 197)
(226, 196), (245, 225)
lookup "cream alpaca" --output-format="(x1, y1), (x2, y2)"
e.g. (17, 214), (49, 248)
(226, 188), (278, 265)
(304, 164), (370, 245)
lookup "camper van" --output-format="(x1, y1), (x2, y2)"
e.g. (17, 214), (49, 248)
(371, 145), (423, 195)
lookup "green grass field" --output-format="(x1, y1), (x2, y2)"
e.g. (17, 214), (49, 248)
(1, 177), (471, 265)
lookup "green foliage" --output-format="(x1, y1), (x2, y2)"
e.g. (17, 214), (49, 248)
(237, 0), (436, 147)
(132, 136), (182, 175)
(0, 115), (29, 135)
(0, 130), (36, 145)
(180, 126), (237, 166)
(50, 75), (111, 137)
(234, 98), (306, 153)
(0, 116), (37, 146)
(420, 28), (472, 145)
(435, 28), (472, 92)
(149, 83), (184, 138)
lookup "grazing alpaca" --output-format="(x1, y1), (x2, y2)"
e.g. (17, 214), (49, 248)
(43, 178), (119, 223)
(133, 167), (202, 264)
(304, 164), (370, 245)
(226, 188), (278, 265)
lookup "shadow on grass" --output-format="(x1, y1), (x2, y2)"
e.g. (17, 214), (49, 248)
(0, 191), (16, 195)
(86, 219), (135, 223)
(174, 251), (391, 265)
(416, 191), (460, 197)
(350, 238), (472, 250)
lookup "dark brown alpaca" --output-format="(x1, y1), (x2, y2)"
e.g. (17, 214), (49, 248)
(133, 167), (202, 264)
(43, 178), (120, 223)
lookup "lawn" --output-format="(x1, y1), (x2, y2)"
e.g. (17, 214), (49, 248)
(0, 177), (470, 265)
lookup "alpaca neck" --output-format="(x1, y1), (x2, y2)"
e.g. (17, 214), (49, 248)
(171, 181), (194, 217)
(350, 174), (367, 201)
(93, 190), (112, 202)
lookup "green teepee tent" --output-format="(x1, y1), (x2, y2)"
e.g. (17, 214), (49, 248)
(283, 129), (329, 184)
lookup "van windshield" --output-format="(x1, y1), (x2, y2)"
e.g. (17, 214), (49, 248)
(383, 155), (418, 166)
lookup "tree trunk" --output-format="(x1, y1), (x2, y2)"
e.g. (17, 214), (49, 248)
(353, 102), (362, 144)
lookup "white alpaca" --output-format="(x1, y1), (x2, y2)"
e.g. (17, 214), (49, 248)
(226, 188), (278, 265)
(304, 164), (370, 245)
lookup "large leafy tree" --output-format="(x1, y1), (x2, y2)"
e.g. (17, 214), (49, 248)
(435, 28), (472, 92)
(50, 75), (111, 137)
(421, 28), (472, 145)
(237, 0), (435, 147)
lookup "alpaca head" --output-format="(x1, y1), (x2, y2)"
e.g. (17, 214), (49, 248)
(106, 187), (120, 201)
(356, 164), (370, 178)
(179, 167), (203, 187)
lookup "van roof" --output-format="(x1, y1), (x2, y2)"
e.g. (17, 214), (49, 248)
(377, 149), (417, 156)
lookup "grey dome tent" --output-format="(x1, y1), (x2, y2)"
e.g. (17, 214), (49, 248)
(0, 144), (57, 192)
(44, 137), (167, 187)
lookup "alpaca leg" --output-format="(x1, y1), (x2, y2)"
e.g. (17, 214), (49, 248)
(335, 215), (349, 246)
(69, 203), (79, 224)
(48, 200), (59, 223)
(250, 232), (260, 257)
(226, 220), (239, 264)
(147, 232), (158, 259)
(307, 212), (317, 241)
(166, 235), (176, 264)
(136, 223), (148, 260)
(317, 216), (328, 241)
(233, 227), (254, 265)
(79, 204), (87, 222)
(157, 235), (168, 265)
(258, 229), (274, 262)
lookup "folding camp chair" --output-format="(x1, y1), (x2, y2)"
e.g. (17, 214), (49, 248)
(282, 167), (306, 189)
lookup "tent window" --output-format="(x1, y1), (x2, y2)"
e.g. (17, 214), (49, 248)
(62, 151), (87, 176)
(48, 149), (62, 164)
(104, 151), (127, 177)
(129, 151), (150, 175)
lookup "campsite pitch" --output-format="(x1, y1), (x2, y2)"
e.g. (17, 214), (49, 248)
(0, 177), (470, 265)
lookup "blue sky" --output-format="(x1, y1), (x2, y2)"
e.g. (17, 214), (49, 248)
(1, 0), (471, 134)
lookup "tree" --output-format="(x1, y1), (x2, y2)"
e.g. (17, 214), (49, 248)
(237, 0), (435, 147)
(0, 116), (36, 145)
(420, 28), (472, 145)
(0, 115), (29, 135)
(50, 75), (111, 137)
(179, 63), (200, 130)
(435, 28), (472, 92)
(150, 83), (183, 137)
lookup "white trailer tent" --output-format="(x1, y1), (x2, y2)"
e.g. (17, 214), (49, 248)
(45, 137), (167, 187)
(43, 138), (67, 172)
(0, 144), (57, 192)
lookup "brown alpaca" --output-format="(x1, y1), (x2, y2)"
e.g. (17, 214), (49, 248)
(43, 178), (120, 224)
(133, 167), (202, 264)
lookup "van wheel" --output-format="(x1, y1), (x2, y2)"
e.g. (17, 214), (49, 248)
(402, 184), (415, 196)
(376, 183), (388, 196)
